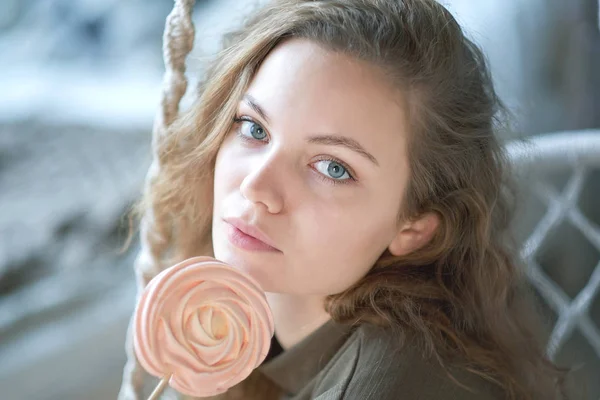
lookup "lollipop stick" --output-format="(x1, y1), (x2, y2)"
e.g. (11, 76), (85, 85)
(148, 374), (171, 400)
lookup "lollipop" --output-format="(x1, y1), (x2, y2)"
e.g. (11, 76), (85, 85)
(133, 256), (274, 399)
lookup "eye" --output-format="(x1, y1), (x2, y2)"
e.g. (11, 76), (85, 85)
(314, 159), (353, 181)
(232, 116), (356, 185)
(234, 117), (268, 141)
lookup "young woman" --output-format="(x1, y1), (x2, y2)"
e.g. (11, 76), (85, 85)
(132, 0), (568, 398)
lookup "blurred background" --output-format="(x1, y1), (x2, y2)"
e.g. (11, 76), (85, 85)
(0, 0), (598, 399)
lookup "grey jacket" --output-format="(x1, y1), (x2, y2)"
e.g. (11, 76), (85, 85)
(258, 320), (504, 400)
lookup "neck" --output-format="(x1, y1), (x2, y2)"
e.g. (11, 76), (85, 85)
(265, 292), (331, 350)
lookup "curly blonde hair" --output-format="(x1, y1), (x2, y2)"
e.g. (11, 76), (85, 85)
(127, 0), (568, 398)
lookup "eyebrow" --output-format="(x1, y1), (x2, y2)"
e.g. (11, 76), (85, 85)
(307, 135), (379, 166)
(242, 94), (379, 167)
(243, 94), (270, 124)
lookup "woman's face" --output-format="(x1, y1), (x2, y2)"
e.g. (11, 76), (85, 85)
(212, 38), (410, 295)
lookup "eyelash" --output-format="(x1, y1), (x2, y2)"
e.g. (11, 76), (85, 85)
(232, 115), (357, 186)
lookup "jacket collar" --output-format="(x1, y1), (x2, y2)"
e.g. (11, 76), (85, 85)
(258, 319), (355, 395)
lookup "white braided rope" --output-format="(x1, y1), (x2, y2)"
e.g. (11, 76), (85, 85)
(507, 130), (600, 360)
(118, 1), (196, 399)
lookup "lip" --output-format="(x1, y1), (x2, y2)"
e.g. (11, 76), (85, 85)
(223, 217), (281, 252)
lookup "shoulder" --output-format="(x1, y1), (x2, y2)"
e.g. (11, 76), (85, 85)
(312, 323), (504, 400)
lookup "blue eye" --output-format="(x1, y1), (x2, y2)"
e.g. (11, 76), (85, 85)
(232, 115), (356, 185)
(234, 117), (267, 141)
(314, 159), (351, 181)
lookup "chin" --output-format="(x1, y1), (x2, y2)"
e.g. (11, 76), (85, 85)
(238, 262), (278, 293)
(212, 246), (276, 292)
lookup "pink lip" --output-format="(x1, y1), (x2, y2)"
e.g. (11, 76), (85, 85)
(223, 218), (280, 252)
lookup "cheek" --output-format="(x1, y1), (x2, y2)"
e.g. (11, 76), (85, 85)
(214, 145), (240, 194)
(213, 149), (236, 219)
(297, 205), (395, 293)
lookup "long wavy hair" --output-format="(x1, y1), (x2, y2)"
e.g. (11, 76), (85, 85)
(127, 0), (568, 398)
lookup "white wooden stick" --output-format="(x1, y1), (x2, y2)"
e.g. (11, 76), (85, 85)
(148, 375), (172, 400)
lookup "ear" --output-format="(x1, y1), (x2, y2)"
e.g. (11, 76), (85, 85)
(388, 212), (440, 257)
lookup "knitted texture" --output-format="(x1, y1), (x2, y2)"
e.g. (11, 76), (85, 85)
(118, 1), (196, 399)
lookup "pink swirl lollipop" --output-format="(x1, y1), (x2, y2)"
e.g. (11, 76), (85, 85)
(133, 256), (274, 398)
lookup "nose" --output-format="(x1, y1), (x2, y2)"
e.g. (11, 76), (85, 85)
(239, 152), (285, 214)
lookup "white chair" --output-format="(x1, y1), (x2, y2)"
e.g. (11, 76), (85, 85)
(507, 130), (600, 361)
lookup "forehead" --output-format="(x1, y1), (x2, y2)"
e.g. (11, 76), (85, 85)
(243, 38), (409, 172)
